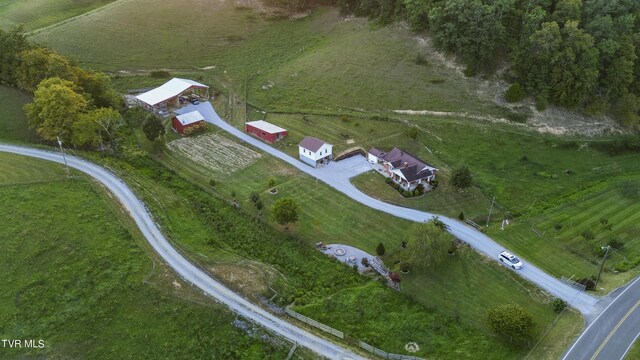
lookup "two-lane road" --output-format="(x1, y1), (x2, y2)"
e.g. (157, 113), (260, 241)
(563, 276), (640, 360)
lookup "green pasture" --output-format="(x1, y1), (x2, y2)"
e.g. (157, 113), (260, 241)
(489, 181), (640, 293)
(0, 152), (297, 359)
(0, 0), (116, 30)
(32, 5), (504, 116)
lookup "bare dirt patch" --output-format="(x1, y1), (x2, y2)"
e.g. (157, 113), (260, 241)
(167, 133), (262, 174)
(209, 261), (283, 299)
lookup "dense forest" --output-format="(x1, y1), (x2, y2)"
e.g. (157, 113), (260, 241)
(271, 0), (640, 127)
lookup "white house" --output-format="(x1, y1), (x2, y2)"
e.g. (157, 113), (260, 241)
(298, 136), (333, 168)
(368, 147), (437, 190)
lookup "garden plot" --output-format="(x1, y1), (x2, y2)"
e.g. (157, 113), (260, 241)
(167, 133), (261, 174)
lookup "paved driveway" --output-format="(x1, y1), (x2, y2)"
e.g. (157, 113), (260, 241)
(190, 102), (601, 315)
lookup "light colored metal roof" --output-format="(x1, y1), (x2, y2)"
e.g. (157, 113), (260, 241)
(135, 78), (208, 106)
(175, 111), (205, 126)
(246, 120), (287, 134)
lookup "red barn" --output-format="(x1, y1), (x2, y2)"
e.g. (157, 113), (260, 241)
(245, 120), (287, 143)
(171, 111), (205, 134)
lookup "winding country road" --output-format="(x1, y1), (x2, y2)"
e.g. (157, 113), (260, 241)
(0, 144), (366, 360)
(4, 103), (638, 358)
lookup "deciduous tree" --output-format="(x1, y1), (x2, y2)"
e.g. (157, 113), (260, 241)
(142, 115), (165, 141)
(451, 166), (472, 189)
(487, 303), (536, 343)
(271, 198), (299, 227)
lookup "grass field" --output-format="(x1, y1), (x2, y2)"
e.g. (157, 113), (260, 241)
(0, 85), (35, 143)
(0, 0), (116, 30)
(32, 5), (504, 116)
(488, 181), (640, 293)
(0, 152), (303, 359)
(626, 340), (640, 360)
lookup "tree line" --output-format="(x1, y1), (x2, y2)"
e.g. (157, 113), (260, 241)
(0, 26), (165, 154)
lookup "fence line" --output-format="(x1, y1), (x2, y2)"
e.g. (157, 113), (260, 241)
(358, 341), (425, 360)
(284, 308), (344, 339)
(561, 276), (587, 292)
(465, 219), (481, 230)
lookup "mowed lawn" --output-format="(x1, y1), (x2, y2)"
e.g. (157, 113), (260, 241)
(489, 181), (640, 293)
(32, 5), (502, 116)
(0, 152), (297, 359)
(0, 85), (35, 142)
(0, 0), (116, 30)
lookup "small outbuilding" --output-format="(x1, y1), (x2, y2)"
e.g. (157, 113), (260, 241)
(245, 120), (288, 143)
(298, 136), (333, 168)
(172, 110), (205, 134)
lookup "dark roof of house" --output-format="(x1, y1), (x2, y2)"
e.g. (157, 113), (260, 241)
(298, 136), (327, 152)
(372, 147), (437, 182)
(368, 147), (384, 157)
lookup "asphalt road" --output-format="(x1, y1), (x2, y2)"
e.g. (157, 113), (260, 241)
(0, 144), (366, 360)
(562, 276), (640, 360)
(186, 102), (600, 315)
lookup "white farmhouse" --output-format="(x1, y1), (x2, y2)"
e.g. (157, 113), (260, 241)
(298, 136), (333, 168)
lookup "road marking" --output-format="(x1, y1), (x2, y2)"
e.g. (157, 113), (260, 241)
(591, 298), (640, 360)
(619, 331), (640, 360)
(562, 276), (640, 360)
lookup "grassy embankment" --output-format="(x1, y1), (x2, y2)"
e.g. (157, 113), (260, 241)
(0, 86), (35, 142)
(0, 152), (301, 359)
(0, 0), (116, 30)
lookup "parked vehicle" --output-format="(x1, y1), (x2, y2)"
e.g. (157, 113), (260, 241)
(499, 251), (523, 269)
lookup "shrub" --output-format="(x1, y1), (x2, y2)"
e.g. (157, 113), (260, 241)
(451, 166), (472, 189)
(413, 190), (420, 197)
(581, 229), (595, 240)
(384, 177), (393, 185)
(535, 95), (548, 111)
(376, 242), (386, 256)
(430, 179), (439, 189)
(486, 304), (535, 343)
(249, 191), (260, 203)
(268, 177), (277, 188)
(505, 82), (525, 103)
(393, 183), (400, 190)
(608, 237), (624, 250)
(552, 298), (567, 313)
(402, 190), (411, 197)
(406, 127), (418, 140)
(150, 70), (171, 78)
(458, 212), (464, 221)
(183, 122), (207, 136)
(340, 114), (349, 122)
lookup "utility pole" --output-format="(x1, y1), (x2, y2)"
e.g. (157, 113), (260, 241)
(57, 136), (70, 177)
(594, 245), (611, 291)
(486, 196), (495, 227)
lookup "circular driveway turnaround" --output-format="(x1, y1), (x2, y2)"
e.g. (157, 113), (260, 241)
(190, 102), (600, 315)
(0, 144), (366, 360)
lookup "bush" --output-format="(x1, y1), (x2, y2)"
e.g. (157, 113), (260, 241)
(393, 183), (400, 190)
(402, 190), (411, 197)
(340, 114), (349, 122)
(552, 298), (567, 313)
(183, 122), (208, 136)
(384, 177), (393, 184)
(150, 70), (171, 78)
(268, 177), (277, 188)
(505, 82), (525, 103)
(430, 179), (438, 189)
(376, 242), (386, 256)
(406, 127), (418, 140)
(458, 212), (464, 221)
(581, 229), (595, 240)
(535, 95), (548, 111)
(413, 190), (420, 197)
(608, 237), (624, 250)
(451, 166), (472, 189)
(249, 191), (260, 203)
(486, 304), (535, 343)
